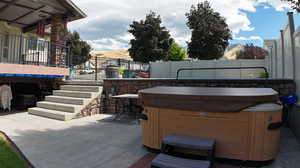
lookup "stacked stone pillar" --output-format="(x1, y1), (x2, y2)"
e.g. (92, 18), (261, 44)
(50, 14), (67, 66)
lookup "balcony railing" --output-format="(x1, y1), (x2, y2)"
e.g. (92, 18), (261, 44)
(0, 33), (70, 67)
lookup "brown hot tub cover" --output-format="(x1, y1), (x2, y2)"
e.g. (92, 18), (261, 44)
(139, 87), (279, 112)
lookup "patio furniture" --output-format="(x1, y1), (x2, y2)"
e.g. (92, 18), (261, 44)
(151, 154), (211, 168)
(112, 94), (141, 121)
(139, 87), (283, 162)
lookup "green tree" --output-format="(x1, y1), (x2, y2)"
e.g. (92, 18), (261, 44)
(167, 42), (187, 61)
(282, 0), (300, 12)
(66, 31), (91, 66)
(128, 11), (173, 63)
(186, 1), (232, 60)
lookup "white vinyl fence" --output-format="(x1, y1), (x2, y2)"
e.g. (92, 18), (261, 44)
(150, 59), (268, 79)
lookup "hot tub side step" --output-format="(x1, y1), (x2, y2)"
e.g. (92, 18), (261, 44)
(151, 153), (211, 168)
(162, 134), (216, 162)
(162, 134), (215, 150)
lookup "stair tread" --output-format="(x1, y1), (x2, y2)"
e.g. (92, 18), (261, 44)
(46, 95), (87, 100)
(54, 90), (93, 94)
(163, 134), (215, 150)
(38, 101), (82, 107)
(61, 85), (102, 88)
(151, 154), (210, 168)
(29, 107), (74, 116)
(28, 107), (74, 121)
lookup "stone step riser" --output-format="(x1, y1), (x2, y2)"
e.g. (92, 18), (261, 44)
(60, 86), (100, 92)
(53, 91), (92, 98)
(45, 97), (84, 105)
(37, 102), (76, 113)
(28, 109), (68, 121)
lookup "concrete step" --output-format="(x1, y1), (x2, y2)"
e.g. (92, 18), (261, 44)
(63, 80), (103, 86)
(60, 85), (101, 92)
(45, 96), (86, 105)
(28, 107), (74, 121)
(37, 101), (81, 113)
(53, 90), (92, 98)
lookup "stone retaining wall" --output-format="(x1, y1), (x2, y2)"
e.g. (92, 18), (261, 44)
(101, 78), (296, 114)
(76, 96), (101, 118)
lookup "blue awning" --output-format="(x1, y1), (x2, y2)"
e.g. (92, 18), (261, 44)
(0, 74), (63, 78)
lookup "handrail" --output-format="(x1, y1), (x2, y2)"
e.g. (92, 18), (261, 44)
(0, 33), (70, 68)
(176, 67), (269, 80)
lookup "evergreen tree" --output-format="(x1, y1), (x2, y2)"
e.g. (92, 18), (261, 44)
(66, 31), (91, 66)
(186, 1), (232, 60)
(128, 11), (173, 63)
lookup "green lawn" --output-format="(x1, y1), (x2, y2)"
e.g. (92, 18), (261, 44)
(0, 136), (28, 168)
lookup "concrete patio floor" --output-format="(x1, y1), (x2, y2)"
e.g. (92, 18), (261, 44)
(0, 112), (299, 168)
(0, 112), (147, 168)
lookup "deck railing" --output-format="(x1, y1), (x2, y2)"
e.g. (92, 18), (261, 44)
(0, 33), (70, 67)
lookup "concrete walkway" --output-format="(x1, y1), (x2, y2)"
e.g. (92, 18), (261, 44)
(0, 112), (147, 168)
(0, 112), (299, 168)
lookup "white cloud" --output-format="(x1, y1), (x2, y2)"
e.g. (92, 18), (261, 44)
(69, 0), (289, 51)
(117, 33), (134, 42)
(264, 5), (270, 9)
(257, 0), (290, 11)
(234, 35), (263, 41)
(87, 38), (128, 51)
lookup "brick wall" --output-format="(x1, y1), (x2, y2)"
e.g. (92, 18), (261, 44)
(101, 78), (296, 114)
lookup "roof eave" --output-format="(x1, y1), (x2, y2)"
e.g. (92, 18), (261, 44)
(62, 0), (87, 21)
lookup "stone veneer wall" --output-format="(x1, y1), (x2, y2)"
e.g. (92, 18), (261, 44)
(50, 14), (67, 65)
(101, 78), (296, 114)
(75, 96), (102, 118)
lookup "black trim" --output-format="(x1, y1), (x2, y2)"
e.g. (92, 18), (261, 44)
(140, 114), (148, 121)
(268, 122), (283, 130)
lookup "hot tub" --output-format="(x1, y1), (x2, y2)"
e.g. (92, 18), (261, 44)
(139, 87), (282, 162)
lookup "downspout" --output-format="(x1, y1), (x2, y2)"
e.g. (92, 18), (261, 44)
(287, 12), (296, 80)
(280, 30), (285, 78)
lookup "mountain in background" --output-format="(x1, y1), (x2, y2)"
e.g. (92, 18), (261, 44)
(88, 49), (131, 67)
(91, 49), (131, 60)
(223, 44), (244, 60)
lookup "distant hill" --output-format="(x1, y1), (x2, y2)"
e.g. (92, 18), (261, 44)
(89, 49), (132, 67)
(223, 44), (244, 60)
(91, 49), (131, 60)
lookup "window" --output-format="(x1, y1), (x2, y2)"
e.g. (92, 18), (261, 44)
(37, 39), (46, 51)
(3, 33), (9, 58)
(28, 38), (37, 50)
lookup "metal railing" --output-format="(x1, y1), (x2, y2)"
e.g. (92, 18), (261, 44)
(68, 58), (150, 81)
(176, 67), (269, 80)
(0, 33), (70, 67)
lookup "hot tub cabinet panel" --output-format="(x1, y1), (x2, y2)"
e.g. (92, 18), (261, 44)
(142, 107), (282, 161)
(139, 87), (282, 162)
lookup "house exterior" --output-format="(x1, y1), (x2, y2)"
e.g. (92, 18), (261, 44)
(0, 0), (86, 109)
(0, 0), (86, 77)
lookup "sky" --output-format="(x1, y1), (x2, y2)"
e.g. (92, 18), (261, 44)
(68, 0), (300, 51)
